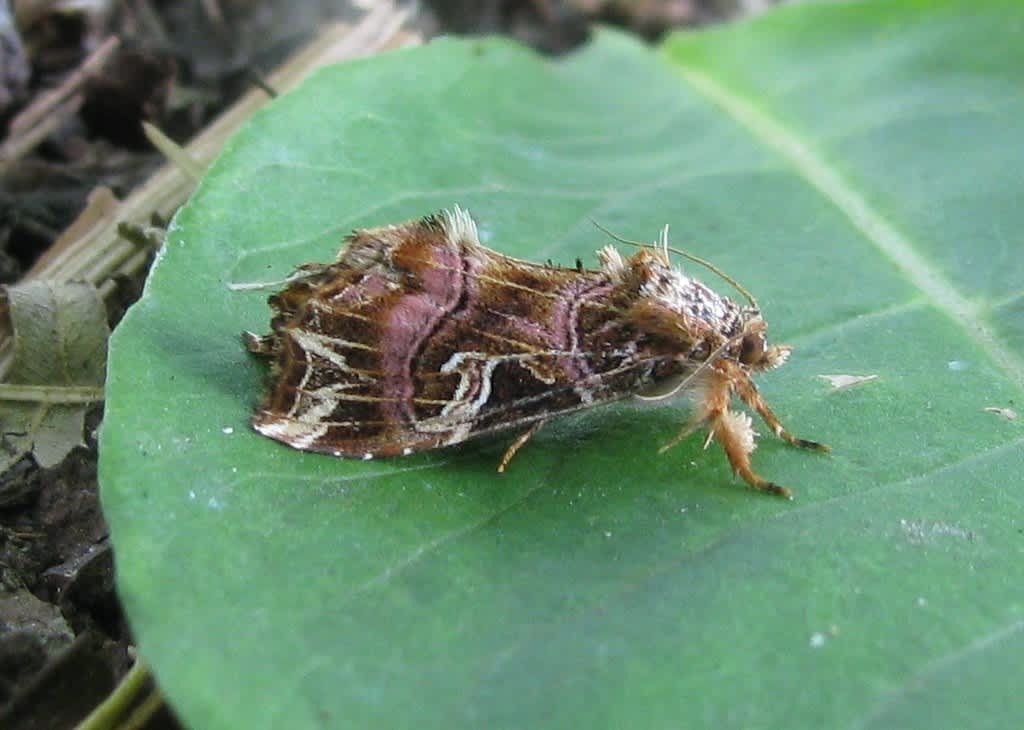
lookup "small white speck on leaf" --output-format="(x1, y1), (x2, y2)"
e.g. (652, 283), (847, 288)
(983, 406), (1018, 421)
(947, 360), (969, 372)
(222, 426), (234, 435)
(817, 373), (879, 391)
(809, 625), (839, 648)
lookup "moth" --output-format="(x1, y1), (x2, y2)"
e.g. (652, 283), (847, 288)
(245, 207), (827, 498)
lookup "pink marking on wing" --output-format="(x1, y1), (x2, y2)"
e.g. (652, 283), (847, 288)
(378, 243), (465, 424)
(552, 278), (615, 350)
(504, 276), (616, 380)
(334, 273), (392, 304)
(556, 278), (616, 379)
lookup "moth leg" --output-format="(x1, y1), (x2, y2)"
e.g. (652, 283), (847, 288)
(497, 420), (547, 473)
(660, 371), (792, 498)
(657, 422), (701, 455)
(656, 372), (730, 456)
(711, 409), (792, 499)
(729, 364), (830, 452)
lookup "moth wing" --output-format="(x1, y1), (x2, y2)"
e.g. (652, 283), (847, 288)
(251, 214), (473, 457)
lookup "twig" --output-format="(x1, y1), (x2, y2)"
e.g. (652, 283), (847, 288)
(0, 384), (105, 404)
(0, 7), (425, 379)
(7, 34), (120, 135)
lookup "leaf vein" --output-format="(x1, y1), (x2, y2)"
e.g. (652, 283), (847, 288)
(675, 65), (1024, 391)
(853, 619), (1024, 730)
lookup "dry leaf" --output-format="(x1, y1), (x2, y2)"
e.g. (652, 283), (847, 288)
(1, 279), (108, 471)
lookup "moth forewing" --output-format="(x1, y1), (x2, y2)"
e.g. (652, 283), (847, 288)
(247, 206), (827, 498)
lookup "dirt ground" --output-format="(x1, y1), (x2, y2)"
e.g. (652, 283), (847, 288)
(0, 1), (768, 726)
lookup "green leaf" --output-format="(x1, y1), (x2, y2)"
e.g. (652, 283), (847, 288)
(100, 3), (1024, 728)
(2, 280), (108, 470)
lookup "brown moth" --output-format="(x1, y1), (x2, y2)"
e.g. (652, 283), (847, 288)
(245, 207), (827, 498)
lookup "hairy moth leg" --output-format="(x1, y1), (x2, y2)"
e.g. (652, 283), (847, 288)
(661, 369), (793, 498)
(497, 419), (547, 473)
(710, 409), (792, 498)
(725, 361), (830, 453)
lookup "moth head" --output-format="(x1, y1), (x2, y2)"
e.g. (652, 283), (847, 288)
(735, 312), (791, 371)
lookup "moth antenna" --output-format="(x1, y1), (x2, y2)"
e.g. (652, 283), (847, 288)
(634, 330), (748, 402)
(590, 219), (759, 310)
(227, 267), (326, 291)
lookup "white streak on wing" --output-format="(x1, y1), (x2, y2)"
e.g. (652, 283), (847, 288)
(258, 380), (372, 450)
(288, 353), (315, 419)
(284, 383), (360, 436)
(424, 349), (580, 438)
(286, 329), (374, 419)
(438, 351), (505, 416)
(291, 329), (377, 364)
(440, 351), (475, 404)
(309, 299), (376, 321)
(438, 356), (498, 421)
(467, 360), (496, 414)
(255, 419), (327, 449)
(443, 423), (473, 446)
(417, 352), (500, 435)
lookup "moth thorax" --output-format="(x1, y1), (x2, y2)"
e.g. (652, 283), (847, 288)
(641, 264), (739, 330)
